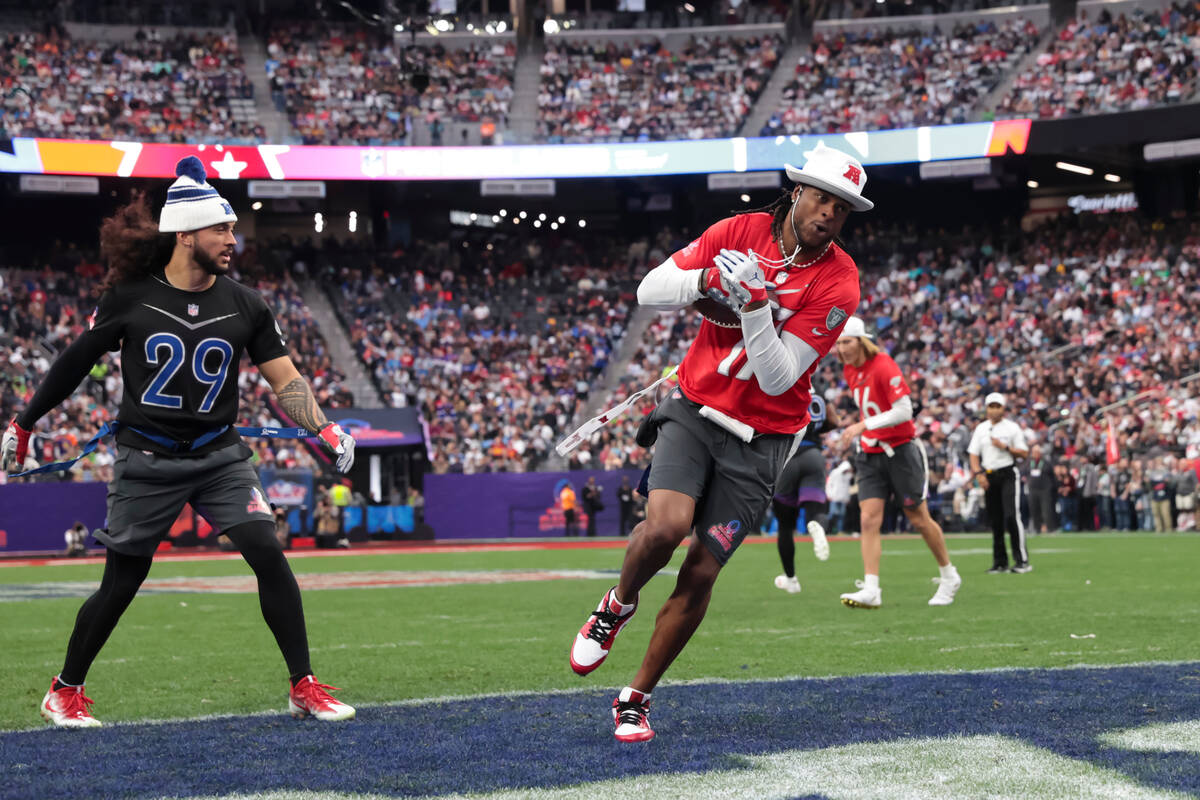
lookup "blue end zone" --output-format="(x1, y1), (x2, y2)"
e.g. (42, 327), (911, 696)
(2, 663), (1198, 799)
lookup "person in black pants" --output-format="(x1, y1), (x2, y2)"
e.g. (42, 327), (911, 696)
(617, 475), (635, 537)
(582, 476), (603, 537)
(968, 393), (1031, 573)
(1026, 444), (1056, 533)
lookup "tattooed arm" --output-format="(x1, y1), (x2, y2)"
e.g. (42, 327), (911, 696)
(259, 357), (328, 432)
(257, 356), (356, 472)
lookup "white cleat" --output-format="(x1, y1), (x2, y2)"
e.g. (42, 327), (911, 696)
(773, 574), (802, 594)
(928, 574), (962, 606)
(840, 580), (881, 609)
(808, 520), (830, 561)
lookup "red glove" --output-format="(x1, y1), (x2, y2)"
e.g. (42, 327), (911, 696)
(316, 422), (356, 473)
(701, 267), (737, 308)
(2, 418), (32, 473)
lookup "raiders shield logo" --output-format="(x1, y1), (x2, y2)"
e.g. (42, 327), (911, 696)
(826, 306), (849, 331)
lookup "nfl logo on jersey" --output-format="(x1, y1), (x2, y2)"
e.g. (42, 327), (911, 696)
(187, 304), (199, 317)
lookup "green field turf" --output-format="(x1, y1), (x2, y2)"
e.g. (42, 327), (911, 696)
(2, 532), (1198, 731)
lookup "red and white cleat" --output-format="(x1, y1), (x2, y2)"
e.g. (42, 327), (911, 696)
(40, 679), (102, 728)
(611, 687), (655, 742)
(570, 587), (637, 676)
(288, 675), (355, 721)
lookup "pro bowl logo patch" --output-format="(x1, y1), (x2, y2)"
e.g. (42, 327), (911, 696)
(707, 519), (741, 552)
(826, 306), (848, 331)
(890, 375), (902, 388)
(247, 487), (272, 516)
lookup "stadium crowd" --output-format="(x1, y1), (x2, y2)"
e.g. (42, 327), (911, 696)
(0, 25), (262, 144)
(537, 34), (781, 143)
(320, 232), (641, 474)
(762, 19), (1037, 136)
(266, 23), (515, 145)
(997, 5), (1200, 120)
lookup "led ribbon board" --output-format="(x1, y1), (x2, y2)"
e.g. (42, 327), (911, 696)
(0, 120), (1031, 180)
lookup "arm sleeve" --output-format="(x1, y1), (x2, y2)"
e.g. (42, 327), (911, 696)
(636, 257), (703, 310)
(16, 332), (113, 429)
(16, 289), (126, 428)
(1011, 425), (1029, 452)
(247, 296), (291, 365)
(863, 394), (913, 430)
(738, 303), (821, 396)
(637, 215), (749, 310)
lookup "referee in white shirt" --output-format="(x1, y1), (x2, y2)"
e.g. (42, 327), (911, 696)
(968, 393), (1031, 573)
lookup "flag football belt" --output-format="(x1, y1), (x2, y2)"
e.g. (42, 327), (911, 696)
(556, 366), (678, 457)
(9, 421), (315, 478)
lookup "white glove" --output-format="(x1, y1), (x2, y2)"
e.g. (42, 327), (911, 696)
(713, 249), (768, 309)
(317, 422), (356, 473)
(2, 418), (34, 474)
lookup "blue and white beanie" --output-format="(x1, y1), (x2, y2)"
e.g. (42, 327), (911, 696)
(159, 156), (238, 233)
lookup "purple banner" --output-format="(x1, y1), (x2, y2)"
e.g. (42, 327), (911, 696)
(0, 482), (108, 553)
(424, 469), (643, 539)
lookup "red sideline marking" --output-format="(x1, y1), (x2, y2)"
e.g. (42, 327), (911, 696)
(0, 535), (863, 568)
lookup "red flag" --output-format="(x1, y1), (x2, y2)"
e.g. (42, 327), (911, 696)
(1105, 418), (1120, 465)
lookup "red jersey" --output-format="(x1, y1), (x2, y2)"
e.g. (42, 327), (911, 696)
(670, 213), (860, 434)
(842, 351), (916, 452)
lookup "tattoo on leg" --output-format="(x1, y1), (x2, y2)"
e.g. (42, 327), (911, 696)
(276, 377), (328, 433)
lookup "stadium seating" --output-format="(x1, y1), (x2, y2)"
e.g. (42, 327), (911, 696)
(765, 19), (1037, 135)
(266, 23), (515, 145)
(996, 6), (1200, 119)
(537, 34), (782, 143)
(322, 232), (644, 473)
(0, 26), (262, 144)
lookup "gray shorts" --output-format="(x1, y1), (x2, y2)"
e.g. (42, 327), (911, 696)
(646, 392), (801, 566)
(99, 443), (273, 557)
(855, 439), (929, 509)
(773, 446), (827, 506)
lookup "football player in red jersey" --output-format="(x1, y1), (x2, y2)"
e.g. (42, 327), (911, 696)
(835, 317), (962, 609)
(568, 144), (872, 742)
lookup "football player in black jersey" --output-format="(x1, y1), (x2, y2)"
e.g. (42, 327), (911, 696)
(771, 381), (839, 594)
(1, 158), (358, 727)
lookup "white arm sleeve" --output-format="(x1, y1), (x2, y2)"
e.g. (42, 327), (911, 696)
(739, 304), (820, 396)
(637, 257), (703, 311)
(863, 394), (914, 430)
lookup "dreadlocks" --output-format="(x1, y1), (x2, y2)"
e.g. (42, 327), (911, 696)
(98, 194), (176, 294)
(734, 187), (795, 245)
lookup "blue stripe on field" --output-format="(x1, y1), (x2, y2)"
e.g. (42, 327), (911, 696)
(1, 663), (1198, 799)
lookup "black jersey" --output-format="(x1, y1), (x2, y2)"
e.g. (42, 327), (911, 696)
(86, 271), (290, 456)
(799, 380), (834, 448)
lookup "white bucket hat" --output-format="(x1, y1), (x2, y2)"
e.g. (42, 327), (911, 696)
(785, 142), (874, 212)
(837, 315), (873, 340)
(159, 156), (238, 233)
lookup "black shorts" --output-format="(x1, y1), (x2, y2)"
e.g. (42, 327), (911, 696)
(645, 391), (801, 566)
(854, 439), (928, 509)
(773, 446), (827, 506)
(99, 443), (274, 557)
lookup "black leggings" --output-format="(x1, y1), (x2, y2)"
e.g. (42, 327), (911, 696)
(773, 500), (829, 579)
(60, 520), (311, 685)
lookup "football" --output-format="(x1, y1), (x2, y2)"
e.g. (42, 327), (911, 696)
(692, 297), (742, 328)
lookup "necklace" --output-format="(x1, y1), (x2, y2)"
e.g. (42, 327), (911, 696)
(753, 199), (832, 272)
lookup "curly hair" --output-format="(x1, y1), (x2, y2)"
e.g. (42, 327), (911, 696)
(735, 187), (794, 244)
(98, 194), (175, 294)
